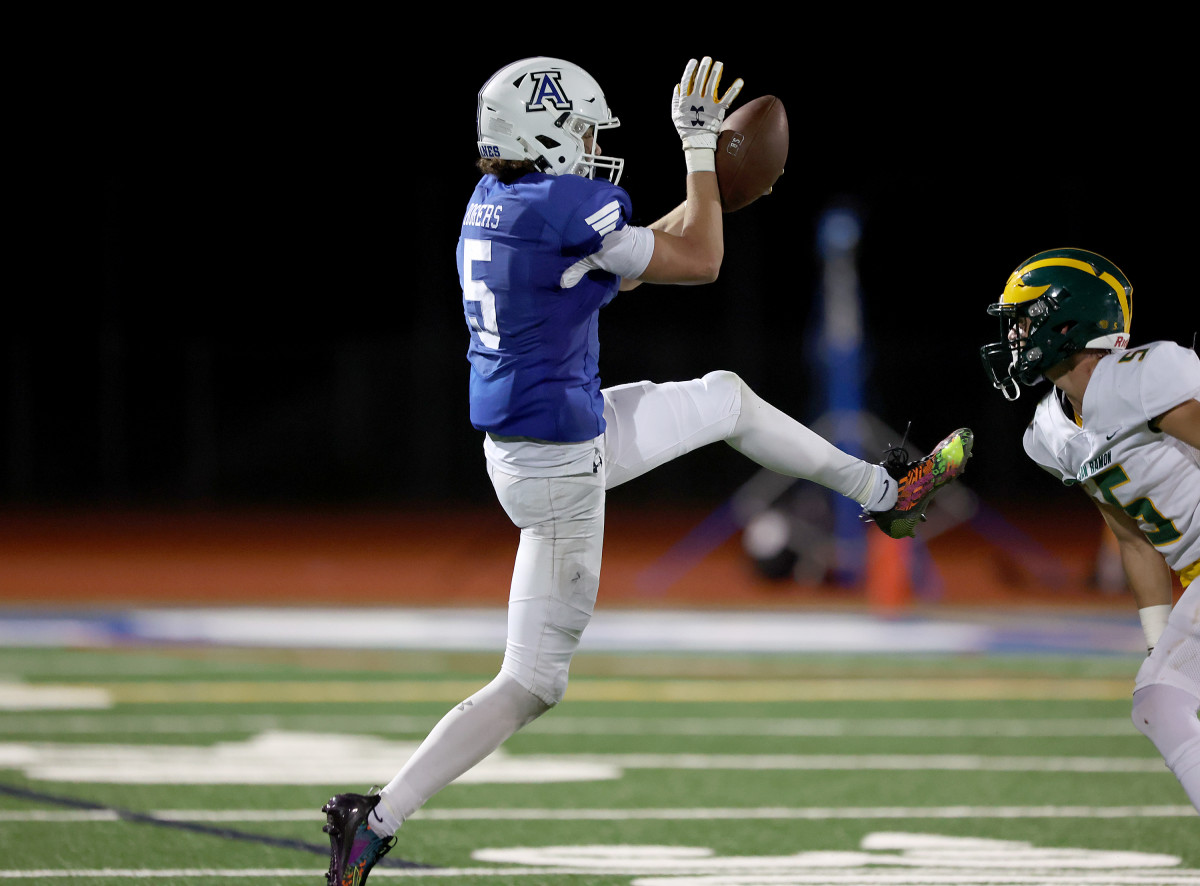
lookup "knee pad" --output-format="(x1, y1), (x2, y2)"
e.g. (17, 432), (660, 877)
(502, 603), (590, 707)
(502, 653), (570, 706)
(1132, 683), (1200, 757)
(700, 369), (744, 408)
(485, 671), (554, 727)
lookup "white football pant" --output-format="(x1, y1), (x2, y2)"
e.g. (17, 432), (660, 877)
(1132, 580), (1200, 810)
(373, 371), (877, 834)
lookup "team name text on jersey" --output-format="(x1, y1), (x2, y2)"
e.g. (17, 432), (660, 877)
(1077, 450), (1112, 483)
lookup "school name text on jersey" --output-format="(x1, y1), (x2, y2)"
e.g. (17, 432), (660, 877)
(1077, 449), (1112, 483)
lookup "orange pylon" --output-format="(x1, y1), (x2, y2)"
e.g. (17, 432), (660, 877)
(865, 529), (912, 612)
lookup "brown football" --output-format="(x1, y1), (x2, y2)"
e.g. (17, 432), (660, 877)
(715, 95), (789, 212)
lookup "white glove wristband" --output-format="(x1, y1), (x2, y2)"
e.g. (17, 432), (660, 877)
(684, 146), (715, 174)
(1139, 603), (1171, 652)
(682, 132), (718, 152)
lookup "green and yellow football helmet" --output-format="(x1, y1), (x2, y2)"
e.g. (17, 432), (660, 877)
(980, 247), (1133, 400)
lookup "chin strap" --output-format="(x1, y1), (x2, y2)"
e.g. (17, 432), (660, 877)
(997, 375), (1021, 402)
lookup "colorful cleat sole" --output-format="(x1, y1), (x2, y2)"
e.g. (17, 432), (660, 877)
(867, 427), (973, 539)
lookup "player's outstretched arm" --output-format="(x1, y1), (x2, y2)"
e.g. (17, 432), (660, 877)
(625, 57), (742, 289)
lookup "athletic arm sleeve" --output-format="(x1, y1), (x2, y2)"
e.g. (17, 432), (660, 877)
(560, 225), (655, 288)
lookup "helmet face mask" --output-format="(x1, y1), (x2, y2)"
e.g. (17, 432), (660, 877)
(980, 248), (1133, 401)
(476, 57), (625, 184)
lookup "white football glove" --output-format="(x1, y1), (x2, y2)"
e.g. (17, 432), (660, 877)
(671, 56), (743, 153)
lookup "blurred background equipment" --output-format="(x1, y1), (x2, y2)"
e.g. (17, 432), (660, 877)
(2, 47), (1180, 614)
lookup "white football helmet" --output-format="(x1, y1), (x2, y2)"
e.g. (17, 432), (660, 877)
(477, 57), (624, 184)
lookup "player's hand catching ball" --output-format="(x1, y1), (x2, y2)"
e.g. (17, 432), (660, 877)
(672, 56), (743, 169)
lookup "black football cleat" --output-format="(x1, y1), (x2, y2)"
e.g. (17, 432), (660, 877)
(322, 791), (396, 886)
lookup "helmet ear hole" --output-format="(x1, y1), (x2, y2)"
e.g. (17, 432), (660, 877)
(534, 135), (568, 169)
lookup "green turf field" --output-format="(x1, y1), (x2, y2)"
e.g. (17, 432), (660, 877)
(0, 644), (1196, 884)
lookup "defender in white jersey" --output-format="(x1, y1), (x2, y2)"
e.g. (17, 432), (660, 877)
(319, 55), (973, 883)
(981, 247), (1200, 812)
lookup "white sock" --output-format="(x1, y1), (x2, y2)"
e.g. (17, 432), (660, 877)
(372, 672), (550, 836)
(1168, 734), (1200, 810)
(863, 464), (898, 511)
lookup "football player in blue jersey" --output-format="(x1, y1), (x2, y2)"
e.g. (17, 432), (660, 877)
(320, 55), (973, 883)
(981, 247), (1200, 814)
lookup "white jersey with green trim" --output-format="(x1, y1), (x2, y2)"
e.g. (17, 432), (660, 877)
(1023, 340), (1200, 574)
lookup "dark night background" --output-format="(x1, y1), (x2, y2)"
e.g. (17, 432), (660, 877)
(7, 32), (1191, 520)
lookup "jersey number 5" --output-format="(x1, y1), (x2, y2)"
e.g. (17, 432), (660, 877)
(463, 239), (500, 349)
(1093, 463), (1182, 547)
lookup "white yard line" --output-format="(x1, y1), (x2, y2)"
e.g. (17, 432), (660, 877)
(2, 824), (1198, 883)
(82, 677), (1137, 703)
(0, 805), (1194, 823)
(0, 714), (1142, 737)
(416, 805), (1199, 821)
(0, 743), (1171, 786)
(508, 753), (1169, 772)
(0, 871), (352, 880)
(2, 869), (1199, 883)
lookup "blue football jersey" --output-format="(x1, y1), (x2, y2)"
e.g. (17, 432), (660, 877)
(457, 172), (633, 442)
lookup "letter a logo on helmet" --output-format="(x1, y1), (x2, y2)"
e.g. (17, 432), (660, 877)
(526, 72), (572, 113)
(476, 57), (624, 184)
